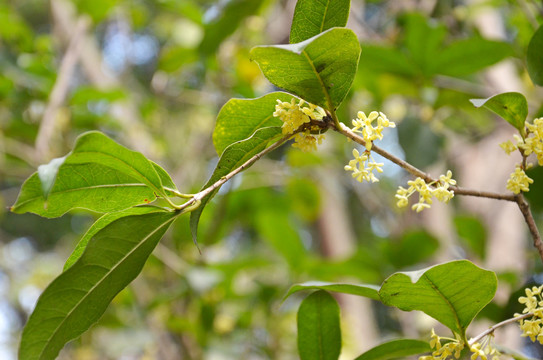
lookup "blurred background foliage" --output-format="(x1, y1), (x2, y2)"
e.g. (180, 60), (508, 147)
(1, 0), (543, 359)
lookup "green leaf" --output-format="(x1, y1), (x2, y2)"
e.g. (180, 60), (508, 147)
(290, 0), (350, 44)
(402, 13), (447, 77)
(434, 38), (512, 77)
(190, 126), (282, 244)
(11, 132), (176, 217)
(152, 161), (179, 196)
(354, 339), (431, 360)
(199, 0), (265, 56)
(255, 209), (307, 269)
(285, 281), (380, 301)
(66, 131), (168, 197)
(297, 290), (341, 360)
(470, 92), (528, 132)
(357, 44), (419, 77)
(11, 162), (157, 218)
(63, 206), (165, 271)
(379, 260), (497, 335)
(251, 28), (360, 110)
(527, 25), (543, 86)
(213, 92), (291, 156)
(18, 210), (177, 360)
(454, 215), (487, 260)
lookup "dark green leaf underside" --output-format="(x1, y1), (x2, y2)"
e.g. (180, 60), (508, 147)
(354, 339), (431, 360)
(297, 290), (341, 360)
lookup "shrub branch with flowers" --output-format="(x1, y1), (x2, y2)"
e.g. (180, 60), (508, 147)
(9, 1), (543, 359)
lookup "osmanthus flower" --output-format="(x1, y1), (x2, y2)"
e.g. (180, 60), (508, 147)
(344, 148), (383, 183)
(343, 110), (393, 183)
(506, 166), (533, 194)
(419, 330), (464, 360)
(351, 111), (395, 151)
(273, 98), (327, 152)
(395, 171), (456, 212)
(517, 284), (543, 345)
(291, 131), (325, 152)
(500, 117), (543, 193)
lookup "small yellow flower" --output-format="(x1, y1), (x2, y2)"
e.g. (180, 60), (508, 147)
(506, 166), (533, 194)
(499, 140), (517, 154)
(344, 148), (383, 183)
(291, 131), (325, 152)
(273, 98), (326, 135)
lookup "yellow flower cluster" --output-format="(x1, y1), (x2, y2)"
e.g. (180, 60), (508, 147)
(517, 285), (543, 344)
(395, 171), (456, 212)
(499, 117), (543, 193)
(273, 98), (326, 135)
(344, 148), (384, 183)
(351, 111), (395, 151)
(419, 329), (464, 360)
(468, 338), (501, 360)
(506, 166), (534, 194)
(291, 131), (325, 152)
(273, 98), (327, 152)
(420, 330), (501, 360)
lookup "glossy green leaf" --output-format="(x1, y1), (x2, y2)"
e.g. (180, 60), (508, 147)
(152, 161), (179, 196)
(379, 260), (497, 335)
(285, 281), (380, 301)
(251, 28), (360, 110)
(190, 127), (282, 243)
(199, 0), (265, 56)
(213, 92), (291, 155)
(470, 92), (528, 132)
(11, 162), (157, 218)
(354, 339), (431, 360)
(290, 0), (350, 44)
(63, 206), (165, 271)
(434, 38), (512, 77)
(297, 290), (341, 360)
(66, 131), (168, 197)
(527, 25), (543, 86)
(18, 210), (177, 360)
(11, 132), (176, 217)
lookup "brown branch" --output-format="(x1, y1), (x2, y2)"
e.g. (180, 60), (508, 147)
(336, 124), (516, 201)
(468, 312), (533, 346)
(515, 195), (543, 262)
(35, 16), (89, 161)
(335, 123), (543, 261)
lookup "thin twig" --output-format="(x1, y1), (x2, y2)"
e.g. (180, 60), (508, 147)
(35, 16), (89, 161)
(468, 312), (533, 346)
(176, 133), (293, 212)
(516, 195), (543, 262)
(336, 122), (543, 260)
(336, 124), (516, 201)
